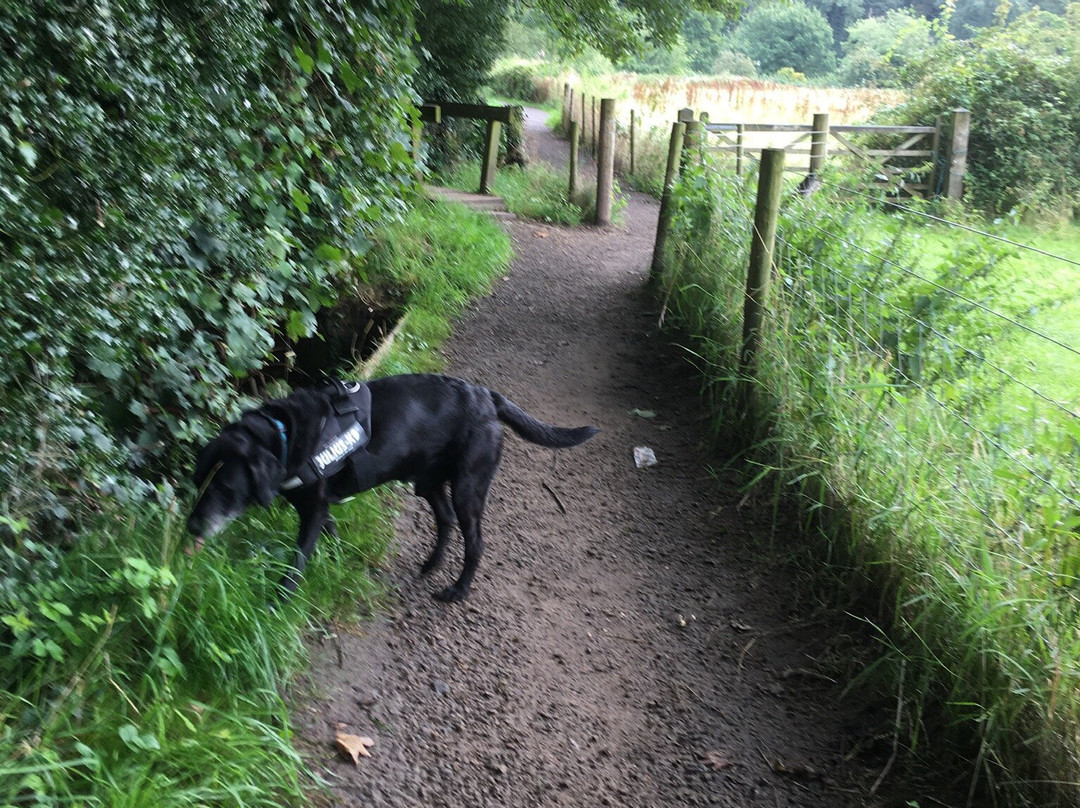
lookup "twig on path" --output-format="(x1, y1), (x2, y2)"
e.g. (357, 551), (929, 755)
(541, 481), (567, 514)
(737, 637), (757, 674)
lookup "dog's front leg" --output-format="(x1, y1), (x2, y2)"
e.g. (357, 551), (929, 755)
(279, 485), (330, 597)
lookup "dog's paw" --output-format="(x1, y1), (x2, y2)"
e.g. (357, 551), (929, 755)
(432, 584), (468, 603)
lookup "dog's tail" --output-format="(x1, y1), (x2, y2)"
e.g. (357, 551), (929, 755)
(492, 392), (598, 448)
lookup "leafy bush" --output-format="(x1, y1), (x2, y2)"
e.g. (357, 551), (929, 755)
(488, 61), (559, 104)
(711, 50), (758, 78)
(0, 0), (419, 537)
(892, 6), (1080, 217)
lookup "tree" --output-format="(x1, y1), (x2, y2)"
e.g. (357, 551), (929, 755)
(839, 8), (933, 86)
(804, 0), (864, 49)
(730, 1), (837, 76)
(534, 0), (742, 61)
(681, 10), (732, 73)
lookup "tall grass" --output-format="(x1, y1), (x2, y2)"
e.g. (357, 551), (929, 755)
(0, 200), (511, 806)
(657, 157), (1080, 806)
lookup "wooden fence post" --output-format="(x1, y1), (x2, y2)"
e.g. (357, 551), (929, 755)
(739, 148), (786, 422)
(649, 122), (687, 283)
(580, 93), (586, 144)
(479, 119), (501, 195)
(629, 109), (636, 175)
(946, 108), (969, 201)
(591, 96), (597, 153)
(809, 112), (829, 177)
(735, 123), (745, 176)
(929, 114), (943, 197)
(562, 83), (571, 135)
(596, 98), (616, 225)
(569, 121), (580, 200)
(682, 119), (703, 170)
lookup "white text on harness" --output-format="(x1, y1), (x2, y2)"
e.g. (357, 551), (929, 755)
(312, 424), (366, 473)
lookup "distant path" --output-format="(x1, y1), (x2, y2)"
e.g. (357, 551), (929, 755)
(295, 108), (929, 808)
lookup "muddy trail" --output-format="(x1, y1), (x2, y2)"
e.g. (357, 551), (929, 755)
(292, 110), (942, 807)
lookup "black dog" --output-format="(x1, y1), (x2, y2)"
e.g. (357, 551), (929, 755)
(187, 374), (598, 602)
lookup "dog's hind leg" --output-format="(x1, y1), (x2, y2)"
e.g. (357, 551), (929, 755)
(416, 482), (455, 576)
(436, 431), (502, 603)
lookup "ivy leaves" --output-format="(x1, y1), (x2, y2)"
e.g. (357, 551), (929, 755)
(0, 0), (419, 531)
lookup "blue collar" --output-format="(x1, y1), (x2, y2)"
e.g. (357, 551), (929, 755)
(269, 417), (288, 466)
(254, 413), (289, 467)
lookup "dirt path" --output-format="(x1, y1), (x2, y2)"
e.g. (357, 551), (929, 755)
(295, 110), (915, 807)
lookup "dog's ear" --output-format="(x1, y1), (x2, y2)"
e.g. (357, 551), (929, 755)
(249, 447), (284, 507)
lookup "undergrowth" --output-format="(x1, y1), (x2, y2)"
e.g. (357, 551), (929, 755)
(438, 160), (595, 226)
(657, 155), (1080, 806)
(1, 200), (511, 806)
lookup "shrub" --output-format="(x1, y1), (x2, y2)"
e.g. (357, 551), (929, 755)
(838, 9), (934, 88)
(488, 61), (558, 104)
(712, 50), (758, 78)
(891, 6), (1080, 217)
(0, 0), (419, 538)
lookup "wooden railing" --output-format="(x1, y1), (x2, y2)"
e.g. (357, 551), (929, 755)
(416, 102), (519, 194)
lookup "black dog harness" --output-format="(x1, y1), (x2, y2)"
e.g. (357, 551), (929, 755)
(266, 380), (373, 492)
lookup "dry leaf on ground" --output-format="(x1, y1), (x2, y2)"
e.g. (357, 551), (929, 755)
(335, 732), (375, 765)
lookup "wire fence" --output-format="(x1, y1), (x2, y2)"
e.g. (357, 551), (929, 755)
(655, 139), (1080, 794)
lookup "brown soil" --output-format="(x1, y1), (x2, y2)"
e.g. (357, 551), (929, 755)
(293, 109), (944, 807)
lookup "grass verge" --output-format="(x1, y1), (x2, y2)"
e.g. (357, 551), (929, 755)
(0, 199), (511, 806)
(656, 158), (1080, 806)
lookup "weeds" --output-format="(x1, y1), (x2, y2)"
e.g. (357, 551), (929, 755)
(438, 161), (592, 226)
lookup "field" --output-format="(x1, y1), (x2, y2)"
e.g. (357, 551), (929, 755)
(564, 72), (904, 129)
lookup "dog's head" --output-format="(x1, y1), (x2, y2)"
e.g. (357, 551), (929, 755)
(186, 424), (284, 540)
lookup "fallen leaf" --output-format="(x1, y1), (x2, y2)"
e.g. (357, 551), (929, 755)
(701, 750), (734, 771)
(534, 230), (549, 238)
(335, 732), (374, 765)
(730, 620), (753, 632)
(629, 408), (657, 419)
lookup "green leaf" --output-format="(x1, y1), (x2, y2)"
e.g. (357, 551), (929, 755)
(314, 243), (343, 262)
(17, 140), (37, 168)
(119, 724), (161, 752)
(290, 188), (311, 214)
(293, 45), (314, 74)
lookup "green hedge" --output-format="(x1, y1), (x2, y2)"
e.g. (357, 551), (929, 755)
(0, 0), (420, 539)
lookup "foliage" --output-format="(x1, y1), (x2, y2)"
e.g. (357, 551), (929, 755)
(439, 161), (596, 226)
(415, 0), (506, 101)
(488, 61), (561, 105)
(535, 0), (742, 62)
(838, 8), (933, 87)
(712, 50), (758, 77)
(618, 39), (692, 75)
(658, 151), (1080, 806)
(892, 6), (1080, 217)
(803, 0), (865, 48)
(681, 10), (732, 74)
(0, 197), (511, 806)
(0, 0), (420, 539)
(729, 1), (838, 77)
(949, 0), (1070, 38)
